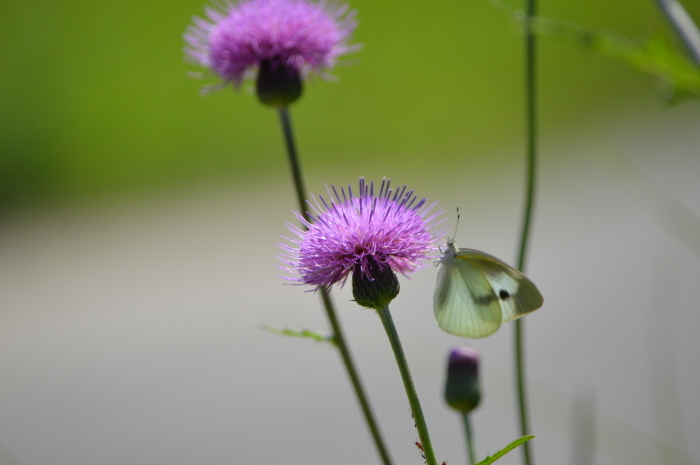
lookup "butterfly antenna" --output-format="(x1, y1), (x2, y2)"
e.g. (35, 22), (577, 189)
(451, 207), (461, 241)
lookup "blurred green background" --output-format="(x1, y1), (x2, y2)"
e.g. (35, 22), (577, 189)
(1, 0), (696, 210)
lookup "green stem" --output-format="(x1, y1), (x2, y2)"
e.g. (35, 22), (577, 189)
(514, 319), (531, 465)
(278, 107), (309, 224)
(462, 411), (477, 465)
(376, 305), (437, 465)
(276, 106), (393, 465)
(513, 1), (537, 465)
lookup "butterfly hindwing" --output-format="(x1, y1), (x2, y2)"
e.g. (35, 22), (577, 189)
(455, 249), (544, 322)
(434, 254), (503, 338)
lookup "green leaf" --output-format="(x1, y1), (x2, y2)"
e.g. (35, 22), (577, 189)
(253, 321), (337, 346)
(474, 435), (535, 465)
(488, 0), (700, 100)
(531, 19), (700, 98)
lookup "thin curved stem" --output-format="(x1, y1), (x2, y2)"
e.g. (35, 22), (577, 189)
(321, 287), (393, 465)
(513, 1), (538, 465)
(654, 0), (700, 65)
(518, 4), (537, 274)
(376, 305), (437, 465)
(462, 411), (477, 465)
(277, 106), (393, 465)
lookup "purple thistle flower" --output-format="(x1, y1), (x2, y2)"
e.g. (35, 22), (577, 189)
(280, 178), (445, 291)
(184, 0), (358, 92)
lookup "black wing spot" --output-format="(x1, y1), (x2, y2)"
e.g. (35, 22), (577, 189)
(499, 289), (510, 300)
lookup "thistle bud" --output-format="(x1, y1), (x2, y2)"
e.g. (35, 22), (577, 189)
(351, 259), (400, 310)
(256, 57), (303, 107)
(444, 346), (481, 413)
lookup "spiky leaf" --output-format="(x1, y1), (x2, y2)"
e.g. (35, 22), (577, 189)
(475, 435), (535, 465)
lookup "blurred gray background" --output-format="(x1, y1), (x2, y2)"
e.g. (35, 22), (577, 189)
(1, 0), (699, 464)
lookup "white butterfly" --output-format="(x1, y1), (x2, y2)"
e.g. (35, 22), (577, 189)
(433, 239), (544, 338)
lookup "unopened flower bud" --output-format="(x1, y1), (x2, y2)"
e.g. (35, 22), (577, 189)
(444, 346), (481, 412)
(352, 259), (400, 310)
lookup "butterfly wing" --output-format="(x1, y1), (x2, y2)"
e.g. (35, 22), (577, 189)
(455, 249), (544, 322)
(433, 255), (503, 338)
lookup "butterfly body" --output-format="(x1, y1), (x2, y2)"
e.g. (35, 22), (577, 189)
(433, 240), (544, 338)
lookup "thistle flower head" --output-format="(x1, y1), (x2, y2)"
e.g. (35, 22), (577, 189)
(280, 178), (445, 292)
(184, 0), (358, 101)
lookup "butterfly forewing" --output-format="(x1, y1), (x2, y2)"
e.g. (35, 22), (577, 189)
(456, 249), (544, 321)
(434, 255), (502, 338)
